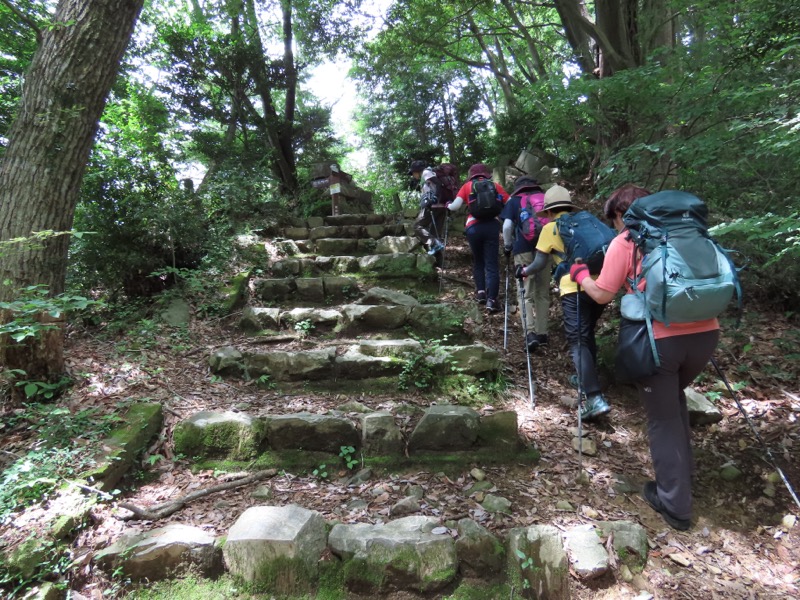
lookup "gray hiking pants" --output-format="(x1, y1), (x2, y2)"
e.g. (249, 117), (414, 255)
(514, 251), (550, 335)
(637, 329), (720, 520)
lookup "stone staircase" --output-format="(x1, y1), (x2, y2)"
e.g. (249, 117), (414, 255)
(210, 211), (497, 393)
(96, 209), (656, 599)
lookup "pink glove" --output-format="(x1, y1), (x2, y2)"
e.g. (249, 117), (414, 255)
(570, 263), (590, 285)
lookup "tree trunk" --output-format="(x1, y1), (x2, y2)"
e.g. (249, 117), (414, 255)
(0, 0), (143, 380)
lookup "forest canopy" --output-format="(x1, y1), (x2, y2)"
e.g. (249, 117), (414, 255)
(0, 0), (798, 307)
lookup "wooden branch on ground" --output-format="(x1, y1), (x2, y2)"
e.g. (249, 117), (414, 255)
(117, 469), (277, 521)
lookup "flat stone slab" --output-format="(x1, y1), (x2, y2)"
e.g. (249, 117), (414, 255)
(324, 214), (391, 226)
(507, 525), (569, 600)
(173, 411), (263, 460)
(224, 505), (326, 593)
(455, 518), (504, 576)
(84, 403), (162, 491)
(361, 411), (403, 455)
(265, 413), (359, 452)
(242, 347), (337, 381)
(563, 524), (609, 580)
(685, 387), (723, 425)
(598, 520), (649, 565)
(241, 307), (282, 331)
(315, 238), (359, 255)
(328, 515), (457, 593)
(408, 405), (480, 452)
(96, 524), (222, 581)
(375, 236), (419, 254)
(341, 304), (411, 330)
(357, 287), (420, 306)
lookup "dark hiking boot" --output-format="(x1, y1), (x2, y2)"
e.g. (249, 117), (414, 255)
(486, 298), (500, 313)
(475, 290), (487, 304)
(642, 480), (691, 531)
(580, 394), (610, 421)
(527, 333), (548, 351)
(526, 332), (539, 351)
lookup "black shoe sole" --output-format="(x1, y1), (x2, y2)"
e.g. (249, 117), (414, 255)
(642, 481), (691, 531)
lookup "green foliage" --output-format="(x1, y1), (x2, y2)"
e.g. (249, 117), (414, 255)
(294, 319), (315, 339)
(339, 445), (358, 470)
(0, 537), (71, 597)
(398, 335), (450, 391)
(711, 212), (800, 306)
(0, 284), (101, 343)
(70, 82), (207, 297)
(311, 463), (329, 479)
(0, 403), (121, 523)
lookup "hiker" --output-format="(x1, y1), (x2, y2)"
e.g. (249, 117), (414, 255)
(517, 185), (610, 421)
(572, 183), (721, 531)
(446, 163), (509, 313)
(501, 176), (551, 351)
(413, 168), (447, 258)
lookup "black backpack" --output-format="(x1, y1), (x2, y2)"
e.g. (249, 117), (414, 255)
(553, 210), (617, 280)
(468, 179), (503, 220)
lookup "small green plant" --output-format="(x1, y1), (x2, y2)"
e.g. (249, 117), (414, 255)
(515, 548), (534, 590)
(398, 334), (449, 391)
(294, 319), (315, 338)
(255, 374), (276, 390)
(339, 445), (359, 470)
(15, 375), (72, 400)
(312, 463), (328, 479)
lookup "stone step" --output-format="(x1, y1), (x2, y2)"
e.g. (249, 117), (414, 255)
(252, 276), (360, 304)
(305, 235), (420, 256)
(208, 340), (500, 382)
(241, 302), (477, 340)
(100, 508), (649, 596)
(268, 252), (435, 280)
(283, 223), (407, 242)
(172, 406), (521, 460)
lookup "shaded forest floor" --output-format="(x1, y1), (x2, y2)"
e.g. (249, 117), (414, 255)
(1, 235), (799, 599)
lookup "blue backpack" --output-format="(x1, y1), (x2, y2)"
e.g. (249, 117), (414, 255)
(623, 190), (742, 325)
(553, 211), (617, 281)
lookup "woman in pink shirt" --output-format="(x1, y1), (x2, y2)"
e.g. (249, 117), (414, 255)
(570, 184), (720, 531)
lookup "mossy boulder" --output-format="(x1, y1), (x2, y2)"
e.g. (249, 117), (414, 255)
(329, 516), (457, 593)
(223, 505), (326, 594)
(173, 411), (264, 460)
(84, 402), (163, 491)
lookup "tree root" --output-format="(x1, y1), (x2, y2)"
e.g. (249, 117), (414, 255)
(117, 468), (277, 521)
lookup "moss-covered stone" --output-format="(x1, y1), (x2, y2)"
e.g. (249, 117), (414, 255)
(6, 537), (50, 581)
(221, 271), (250, 313)
(173, 411), (264, 460)
(84, 402), (163, 491)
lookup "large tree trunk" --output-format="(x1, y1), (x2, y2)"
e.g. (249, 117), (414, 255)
(0, 0), (143, 382)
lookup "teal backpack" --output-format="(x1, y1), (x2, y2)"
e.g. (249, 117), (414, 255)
(622, 190), (742, 325)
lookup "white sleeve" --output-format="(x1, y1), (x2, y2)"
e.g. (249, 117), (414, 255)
(448, 197), (464, 212)
(502, 219), (514, 246)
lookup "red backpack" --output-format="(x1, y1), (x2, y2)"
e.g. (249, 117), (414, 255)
(433, 163), (459, 204)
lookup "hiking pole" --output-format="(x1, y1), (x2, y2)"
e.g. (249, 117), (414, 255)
(438, 214), (450, 294)
(503, 255), (510, 351)
(518, 273), (535, 408)
(576, 282), (584, 477)
(710, 356), (800, 511)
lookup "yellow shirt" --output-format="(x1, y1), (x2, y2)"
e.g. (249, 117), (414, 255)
(535, 211), (587, 296)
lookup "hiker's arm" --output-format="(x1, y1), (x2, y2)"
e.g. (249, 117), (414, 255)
(523, 251), (550, 275)
(502, 219), (514, 247)
(447, 197), (464, 212)
(576, 277), (616, 304)
(570, 265), (616, 304)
